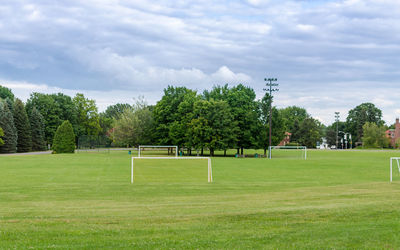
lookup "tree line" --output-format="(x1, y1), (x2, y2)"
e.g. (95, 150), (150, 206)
(0, 84), (391, 154)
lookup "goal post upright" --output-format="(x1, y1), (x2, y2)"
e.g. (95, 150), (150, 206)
(390, 157), (400, 182)
(268, 145), (307, 159)
(131, 156), (212, 183)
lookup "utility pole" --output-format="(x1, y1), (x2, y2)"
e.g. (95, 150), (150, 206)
(335, 112), (340, 149)
(264, 78), (279, 158)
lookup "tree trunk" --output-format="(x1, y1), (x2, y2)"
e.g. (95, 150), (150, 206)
(224, 149), (226, 157)
(264, 148), (267, 156)
(201, 147), (204, 156)
(237, 148), (240, 155)
(241, 147), (244, 155)
(210, 148), (214, 156)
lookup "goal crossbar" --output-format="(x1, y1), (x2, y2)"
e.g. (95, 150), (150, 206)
(138, 145), (178, 157)
(131, 157), (212, 183)
(390, 157), (400, 182)
(268, 146), (307, 159)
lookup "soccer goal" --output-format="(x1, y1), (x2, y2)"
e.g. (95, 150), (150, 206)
(131, 157), (212, 183)
(390, 157), (400, 182)
(138, 145), (178, 157)
(268, 146), (307, 159)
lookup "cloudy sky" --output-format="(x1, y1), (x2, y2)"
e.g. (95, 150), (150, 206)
(1, 0), (400, 125)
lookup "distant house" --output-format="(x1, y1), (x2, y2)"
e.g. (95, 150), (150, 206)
(386, 118), (400, 147)
(278, 132), (291, 146)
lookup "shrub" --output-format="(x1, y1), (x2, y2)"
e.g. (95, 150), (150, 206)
(0, 127), (4, 146)
(52, 120), (75, 154)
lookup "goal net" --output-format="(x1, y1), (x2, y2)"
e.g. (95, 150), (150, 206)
(131, 157), (212, 183)
(390, 157), (400, 182)
(268, 146), (307, 159)
(138, 145), (178, 157)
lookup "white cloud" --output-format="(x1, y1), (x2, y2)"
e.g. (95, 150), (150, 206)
(1, 0), (400, 125)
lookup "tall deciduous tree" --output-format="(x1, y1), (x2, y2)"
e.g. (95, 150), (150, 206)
(103, 103), (132, 119)
(30, 107), (46, 151)
(52, 120), (75, 153)
(0, 101), (17, 153)
(292, 117), (323, 148)
(346, 103), (384, 144)
(100, 103), (132, 140)
(153, 86), (198, 147)
(279, 106), (309, 139)
(187, 99), (237, 156)
(73, 93), (101, 137)
(13, 99), (32, 152)
(51, 93), (78, 133)
(113, 100), (154, 147)
(362, 122), (388, 148)
(204, 84), (258, 155)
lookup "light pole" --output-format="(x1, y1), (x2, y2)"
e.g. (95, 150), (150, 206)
(335, 112), (340, 149)
(264, 78), (279, 158)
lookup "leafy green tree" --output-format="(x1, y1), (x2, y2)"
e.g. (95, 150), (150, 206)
(13, 99), (32, 152)
(103, 103), (132, 119)
(0, 101), (17, 153)
(362, 122), (389, 148)
(51, 93), (78, 133)
(279, 106), (309, 140)
(26, 93), (62, 145)
(73, 93), (101, 137)
(187, 99), (237, 156)
(292, 117), (323, 148)
(153, 86), (198, 148)
(0, 127), (4, 146)
(100, 103), (132, 140)
(204, 84), (258, 155)
(113, 100), (154, 147)
(0, 85), (14, 100)
(346, 103), (384, 144)
(52, 120), (75, 153)
(30, 107), (46, 151)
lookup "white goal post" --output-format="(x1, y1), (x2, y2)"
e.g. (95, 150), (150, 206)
(390, 157), (400, 182)
(138, 145), (178, 157)
(268, 145), (307, 159)
(131, 157), (212, 183)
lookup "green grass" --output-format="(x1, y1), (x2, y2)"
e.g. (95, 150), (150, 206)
(1, 150), (400, 248)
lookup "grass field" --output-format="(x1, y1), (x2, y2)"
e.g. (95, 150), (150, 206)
(1, 149), (400, 248)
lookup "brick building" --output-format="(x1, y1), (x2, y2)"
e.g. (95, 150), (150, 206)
(278, 132), (291, 146)
(386, 118), (400, 147)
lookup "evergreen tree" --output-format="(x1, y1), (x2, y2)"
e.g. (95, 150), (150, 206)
(30, 107), (46, 151)
(13, 99), (32, 152)
(0, 101), (17, 153)
(0, 85), (14, 100)
(52, 120), (75, 153)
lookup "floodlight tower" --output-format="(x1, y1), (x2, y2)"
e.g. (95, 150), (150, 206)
(335, 112), (340, 149)
(264, 78), (279, 157)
